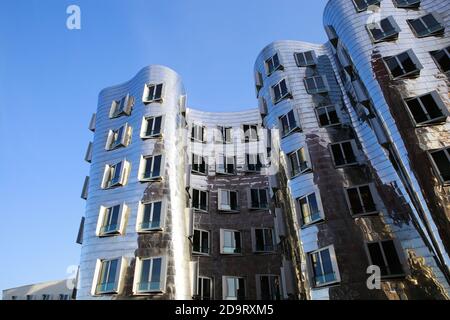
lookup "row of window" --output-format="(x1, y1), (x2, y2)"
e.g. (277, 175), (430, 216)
(93, 256), (281, 300)
(191, 153), (264, 175)
(354, 0), (422, 13)
(191, 124), (261, 144)
(11, 294), (70, 301)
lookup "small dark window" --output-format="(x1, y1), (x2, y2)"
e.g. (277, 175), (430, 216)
(265, 53), (282, 75)
(429, 147), (450, 185)
(299, 193), (323, 226)
(272, 79), (290, 104)
(100, 205), (121, 236)
(254, 228), (275, 252)
(367, 16), (400, 43)
(193, 229), (210, 254)
(404, 91), (447, 125)
(309, 247), (339, 287)
(280, 110), (300, 136)
(246, 154), (262, 172)
(330, 141), (358, 167)
(191, 124), (206, 142)
(140, 201), (162, 231)
(289, 148), (311, 177)
(192, 189), (208, 211)
(197, 277), (212, 300)
(243, 124), (258, 142)
(192, 154), (207, 174)
(430, 46), (450, 73)
(294, 51), (317, 67)
(316, 105), (340, 127)
(384, 50), (422, 79)
(346, 185), (378, 216)
(142, 116), (162, 138)
(250, 189), (268, 209)
(367, 240), (404, 278)
(352, 0), (380, 12)
(259, 276), (281, 300)
(408, 13), (445, 38)
(393, 0), (420, 8)
(304, 76), (328, 94)
(222, 230), (242, 254)
(144, 83), (163, 103)
(141, 155), (162, 181)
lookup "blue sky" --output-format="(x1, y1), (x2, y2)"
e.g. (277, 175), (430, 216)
(0, 0), (327, 293)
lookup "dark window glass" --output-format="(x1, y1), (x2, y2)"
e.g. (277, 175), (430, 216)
(430, 148), (450, 183)
(431, 47), (450, 73)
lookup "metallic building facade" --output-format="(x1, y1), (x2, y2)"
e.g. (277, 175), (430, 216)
(77, 0), (450, 300)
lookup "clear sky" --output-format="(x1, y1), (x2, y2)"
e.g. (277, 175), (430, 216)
(0, 0), (328, 294)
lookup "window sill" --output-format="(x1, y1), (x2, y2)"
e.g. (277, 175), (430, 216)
(142, 98), (163, 105)
(192, 252), (211, 257)
(311, 280), (340, 289)
(351, 211), (380, 218)
(141, 134), (163, 140)
(139, 177), (163, 183)
(193, 208), (209, 213)
(301, 218), (325, 229)
(191, 170), (208, 176)
(137, 228), (164, 233)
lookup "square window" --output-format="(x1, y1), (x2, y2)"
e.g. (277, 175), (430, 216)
(367, 16), (400, 43)
(352, 0), (380, 12)
(280, 109), (301, 137)
(393, 0), (421, 8)
(298, 193), (324, 226)
(138, 201), (164, 232)
(218, 189), (239, 212)
(265, 53), (282, 76)
(304, 75), (328, 94)
(135, 257), (165, 294)
(294, 51), (317, 67)
(366, 240), (405, 278)
(408, 13), (445, 38)
(404, 91), (448, 126)
(243, 124), (259, 142)
(316, 105), (340, 127)
(430, 46), (450, 73)
(102, 160), (129, 189)
(288, 148), (311, 177)
(192, 154), (208, 175)
(197, 277), (213, 300)
(384, 49), (422, 79)
(109, 94), (134, 119)
(258, 275), (281, 300)
(217, 126), (233, 144)
(249, 189), (269, 210)
(143, 83), (164, 104)
(192, 189), (208, 212)
(272, 79), (290, 104)
(223, 277), (246, 300)
(191, 124), (206, 142)
(330, 140), (359, 167)
(246, 154), (263, 172)
(98, 204), (124, 236)
(216, 156), (236, 175)
(139, 155), (163, 181)
(106, 123), (132, 151)
(428, 147), (450, 185)
(345, 184), (378, 216)
(141, 116), (163, 139)
(220, 229), (242, 254)
(95, 258), (122, 294)
(308, 246), (340, 287)
(193, 229), (210, 255)
(253, 228), (275, 252)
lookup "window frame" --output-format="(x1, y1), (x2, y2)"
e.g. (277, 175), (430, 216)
(220, 229), (242, 255)
(218, 189), (239, 212)
(407, 13), (445, 38)
(97, 203), (128, 237)
(307, 245), (341, 288)
(315, 105), (341, 127)
(192, 229), (211, 255)
(245, 153), (263, 173)
(249, 188), (269, 210)
(287, 147), (312, 178)
(106, 123), (132, 151)
(329, 140), (360, 168)
(252, 228), (276, 253)
(109, 94), (134, 119)
(93, 257), (125, 295)
(383, 49), (423, 80)
(191, 123), (206, 143)
(352, 0), (380, 12)
(403, 91), (448, 127)
(271, 79), (291, 104)
(142, 83), (164, 104)
(298, 192), (325, 227)
(197, 276), (214, 300)
(243, 124), (259, 142)
(222, 276), (246, 300)
(216, 155), (236, 175)
(344, 183), (380, 217)
(265, 53), (283, 76)
(192, 153), (208, 175)
(393, 0), (421, 8)
(428, 147), (450, 186)
(192, 188), (209, 212)
(101, 160), (129, 189)
(304, 75), (329, 94)
(294, 50), (317, 67)
(256, 274), (282, 300)
(279, 109), (301, 137)
(430, 46), (450, 74)
(136, 199), (166, 232)
(141, 115), (164, 139)
(366, 16), (401, 43)
(217, 126), (233, 144)
(133, 256), (167, 295)
(364, 240), (406, 279)
(139, 154), (164, 182)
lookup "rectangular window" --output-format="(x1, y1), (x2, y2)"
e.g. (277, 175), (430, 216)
(143, 83), (164, 103)
(135, 257), (165, 293)
(298, 193), (323, 226)
(255, 71), (264, 94)
(42, 294), (52, 300)
(197, 277), (213, 300)
(393, 0), (421, 8)
(243, 124), (258, 142)
(139, 155), (163, 181)
(110, 94), (134, 118)
(26, 295), (34, 300)
(141, 116), (163, 139)
(59, 294), (70, 300)
(96, 258), (121, 294)
(192, 189), (208, 211)
(217, 156), (236, 175)
(217, 126), (232, 143)
(330, 140), (358, 167)
(294, 51), (317, 67)
(280, 110), (301, 136)
(345, 184), (378, 216)
(99, 204), (122, 236)
(366, 240), (404, 278)
(220, 229), (242, 254)
(102, 160), (129, 189)
(288, 148), (311, 177)
(223, 277), (246, 300)
(138, 201), (163, 231)
(316, 105), (340, 127)
(218, 189), (239, 212)
(404, 91), (448, 126)
(308, 246), (340, 287)
(408, 13), (445, 38)
(304, 75), (328, 94)
(250, 189), (269, 209)
(246, 154), (263, 172)
(272, 79), (290, 104)
(430, 46), (450, 73)
(367, 16), (400, 43)
(192, 124), (206, 142)
(352, 0), (380, 12)
(254, 228), (275, 252)
(384, 49), (422, 79)
(265, 53), (282, 75)
(192, 154), (208, 175)
(258, 275), (281, 300)
(429, 147), (450, 185)
(193, 229), (210, 255)
(106, 123), (132, 151)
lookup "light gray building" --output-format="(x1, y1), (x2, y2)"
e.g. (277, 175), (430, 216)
(3, 280), (73, 300)
(77, 0), (450, 300)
